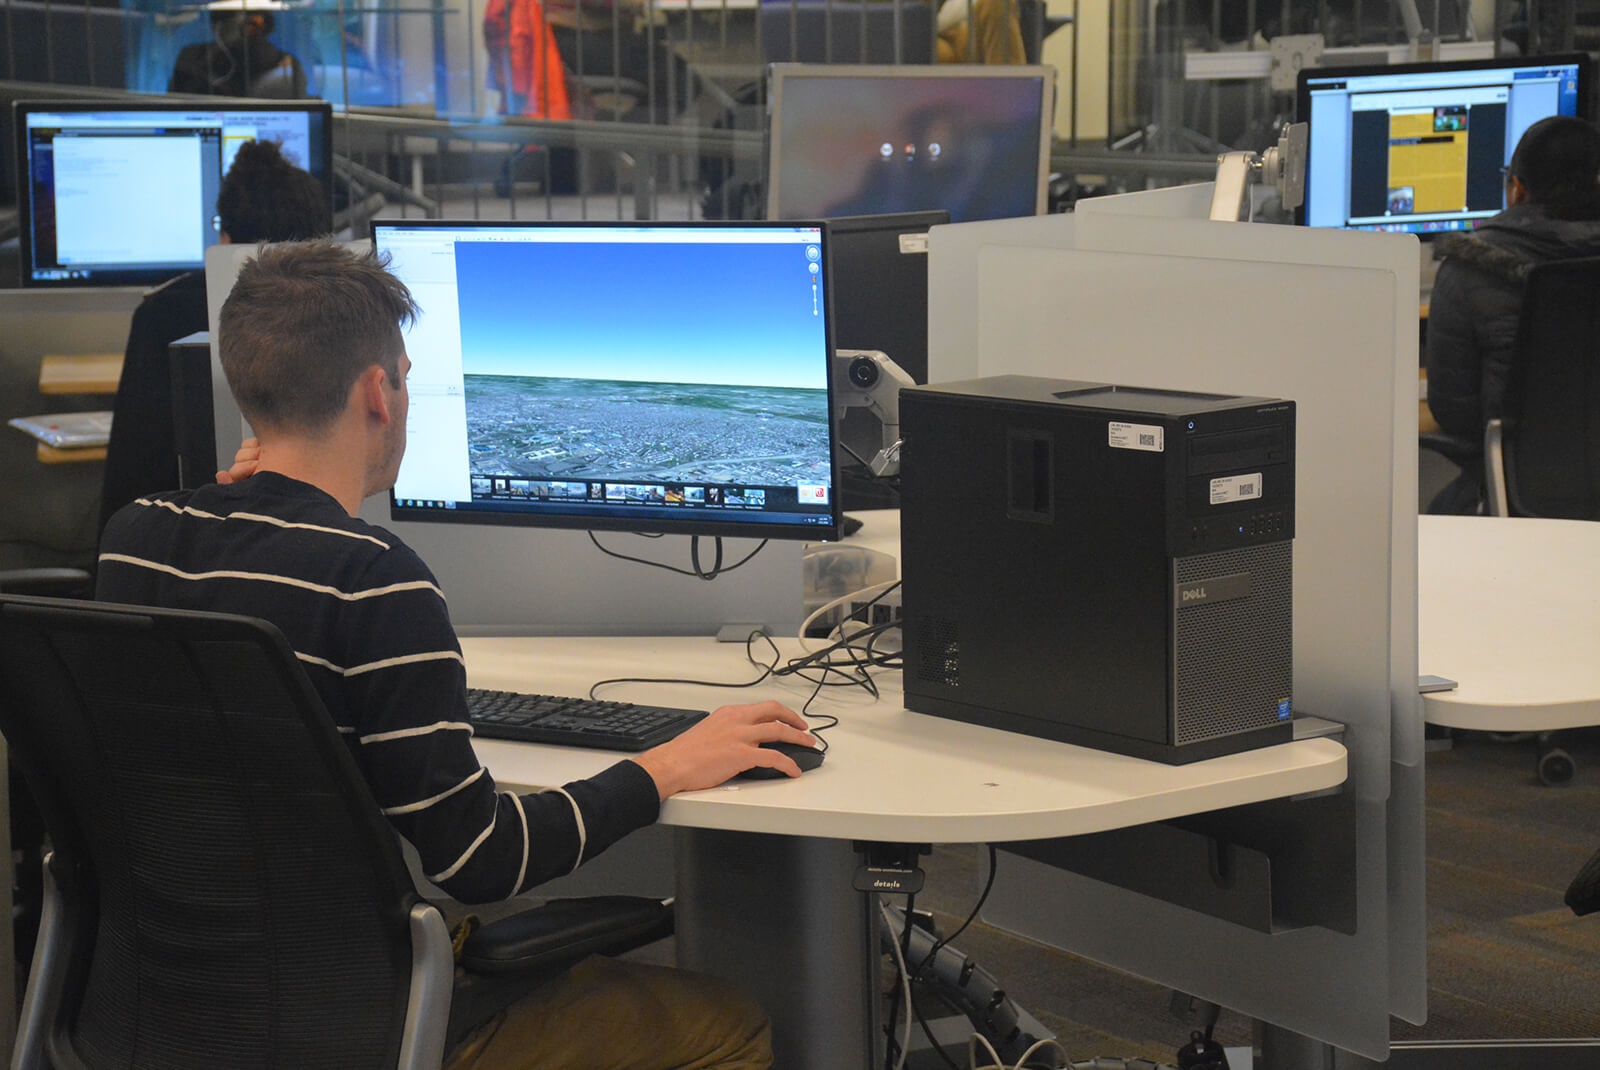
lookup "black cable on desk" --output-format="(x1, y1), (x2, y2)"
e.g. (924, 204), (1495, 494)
(587, 531), (769, 580)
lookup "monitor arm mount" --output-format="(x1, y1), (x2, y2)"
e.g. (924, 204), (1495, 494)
(832, 349), (914, 477)
(1209, 122), (1308, 223)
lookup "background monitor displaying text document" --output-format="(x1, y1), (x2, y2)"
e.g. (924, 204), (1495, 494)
(373, 220), (841, 541)
(15, 100), (333, 286)
(766, 63), (1055, 224)
(1298, 54), (1591, 235)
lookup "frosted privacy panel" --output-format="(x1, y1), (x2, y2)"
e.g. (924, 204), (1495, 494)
(927, 201), (1421, 1058)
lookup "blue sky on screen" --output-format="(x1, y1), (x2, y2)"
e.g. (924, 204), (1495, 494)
(454, 239), (830, 390)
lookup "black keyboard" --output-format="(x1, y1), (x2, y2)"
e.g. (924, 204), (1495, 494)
(466, 689), (707, 751)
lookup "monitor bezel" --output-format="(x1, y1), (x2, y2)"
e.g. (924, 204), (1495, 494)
(1293, 51), (1594, 231)
(13, 98), (335, 288)
(373, 217), (843, 544)
(765, 62), (1057, 223)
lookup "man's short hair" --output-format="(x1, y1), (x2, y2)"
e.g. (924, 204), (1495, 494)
(216, 139), (329, 243)
(1509, 116), (1600, 219)
(220, 242), (418, 435)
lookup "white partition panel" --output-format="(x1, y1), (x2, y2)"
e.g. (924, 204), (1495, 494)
(927, 194), (1422, 1059)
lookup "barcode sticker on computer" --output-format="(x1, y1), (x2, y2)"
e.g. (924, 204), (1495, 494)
(1108, 422), (1164, 452)
(1210, 473), (1263, 504)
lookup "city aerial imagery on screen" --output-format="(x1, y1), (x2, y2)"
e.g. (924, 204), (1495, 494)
(381, 223), (837, 536)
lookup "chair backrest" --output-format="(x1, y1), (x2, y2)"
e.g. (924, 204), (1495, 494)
(0, 596), (426, 1070)
(1502, 256), (1600, 519)
(760, 0), (936, 64)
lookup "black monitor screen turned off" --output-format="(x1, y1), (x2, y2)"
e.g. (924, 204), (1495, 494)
(14, 101), (333, 286)
(375, 221), (841, 541)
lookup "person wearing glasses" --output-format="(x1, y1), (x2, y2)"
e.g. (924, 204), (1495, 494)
(1424, 115), (1600, 513)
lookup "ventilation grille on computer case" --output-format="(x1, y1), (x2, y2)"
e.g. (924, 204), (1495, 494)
(1172, 541), (1293, 746)
(914, 617), (960, 688)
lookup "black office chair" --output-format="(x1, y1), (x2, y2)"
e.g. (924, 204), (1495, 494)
(1483, 256), (1600, 520)
(0, 595), (672, 1070)
(759, 0), (937, 64)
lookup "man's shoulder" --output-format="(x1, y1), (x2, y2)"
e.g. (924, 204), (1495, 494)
(103, 479), (436, 585)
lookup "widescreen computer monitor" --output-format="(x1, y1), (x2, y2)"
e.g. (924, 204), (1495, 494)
(14, 100), (334, 286)
(828, 209), (947, 386)
(766, 63), (1055, 224)
(372, 220), (841, 542)
(1296, 53), (1591, 235)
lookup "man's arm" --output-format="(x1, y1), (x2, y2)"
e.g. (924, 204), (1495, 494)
(341, 547), (813, 904)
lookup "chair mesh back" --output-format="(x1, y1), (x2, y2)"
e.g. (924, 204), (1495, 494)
(0, 599), (419, 1070)
(1504, 257), (1600, 519)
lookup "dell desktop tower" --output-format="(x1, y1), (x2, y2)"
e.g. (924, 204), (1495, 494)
(899, 376), (1295, 763)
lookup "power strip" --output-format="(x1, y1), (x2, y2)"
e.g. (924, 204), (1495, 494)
(847, 585), (902, 653)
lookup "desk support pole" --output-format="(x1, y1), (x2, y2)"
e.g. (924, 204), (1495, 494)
(675, 829), (878, 1070)
(1257, 1022), (1383, 1070)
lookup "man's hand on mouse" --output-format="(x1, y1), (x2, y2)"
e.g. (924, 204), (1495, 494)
(633, 700), (815, 799)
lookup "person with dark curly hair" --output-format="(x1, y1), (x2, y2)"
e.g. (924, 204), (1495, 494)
(99, 139), (331, 533)
(1424, 116), (1600, 512)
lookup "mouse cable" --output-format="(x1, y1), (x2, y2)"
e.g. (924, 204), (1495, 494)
(746, 627), (897, 727)
(756, 621), (902, 705)
(587, 622), (896, 701)
(586, 531), (769, 580)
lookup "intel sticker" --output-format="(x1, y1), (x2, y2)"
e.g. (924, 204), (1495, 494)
(1277, 698), (1292, 720)
(1210, 473), (1262, 505)
(1108, 422), (1164, 452)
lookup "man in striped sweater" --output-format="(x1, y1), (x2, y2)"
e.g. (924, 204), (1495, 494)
(96, 240), (810, 1069)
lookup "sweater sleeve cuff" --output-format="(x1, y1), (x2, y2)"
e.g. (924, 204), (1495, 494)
(579, 759), (662, 832)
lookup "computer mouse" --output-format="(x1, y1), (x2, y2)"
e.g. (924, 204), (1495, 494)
(735, 741), (825, 780)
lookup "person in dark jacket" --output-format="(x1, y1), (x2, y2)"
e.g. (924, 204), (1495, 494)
(98, 139), (329, 535)
(1423, 115), (1600, 513)
(169, 8), (307, 98)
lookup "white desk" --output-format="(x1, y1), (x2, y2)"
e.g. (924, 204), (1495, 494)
(1419, 515), (1600, 731)
(463, 635), (1347, 1070)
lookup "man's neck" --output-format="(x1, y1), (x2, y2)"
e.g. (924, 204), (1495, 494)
(252, 435), (369, 517)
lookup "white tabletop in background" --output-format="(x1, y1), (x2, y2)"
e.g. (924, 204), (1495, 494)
(1419, 515), (1600, 730)
(463, 635), (1347, 844)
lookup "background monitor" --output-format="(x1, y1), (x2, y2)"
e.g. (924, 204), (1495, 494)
(766, 63), (1055, 224)
(1296, 53), (1592, 236)
(14, 99), (334, 286)
(827, 209), (947, 386)
(372, 220), (841, 542)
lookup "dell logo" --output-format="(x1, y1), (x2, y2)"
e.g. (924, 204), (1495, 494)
(1176, 573), (1251, 606)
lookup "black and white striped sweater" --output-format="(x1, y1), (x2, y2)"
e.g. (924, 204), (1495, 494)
(96, 471), (660, 904)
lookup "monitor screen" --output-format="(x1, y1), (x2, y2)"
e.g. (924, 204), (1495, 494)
(766, 63), (1055, 224)
(373, 220), (841, 541)
(828, 210), (947, 387)
(14, 100), (333, 286)
(1297, 54), (1591, 235)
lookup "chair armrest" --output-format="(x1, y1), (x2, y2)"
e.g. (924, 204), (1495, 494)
(460, 896), (673, 974)
(0, 568), (93, 598)
(1417, 431), (1480, 468)
(1484, 419), (1510, 517)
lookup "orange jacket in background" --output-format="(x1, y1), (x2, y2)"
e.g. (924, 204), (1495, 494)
(484, 0), (574, 119)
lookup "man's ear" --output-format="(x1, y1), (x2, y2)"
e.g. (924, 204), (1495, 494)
(359, 364), (393, 425)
